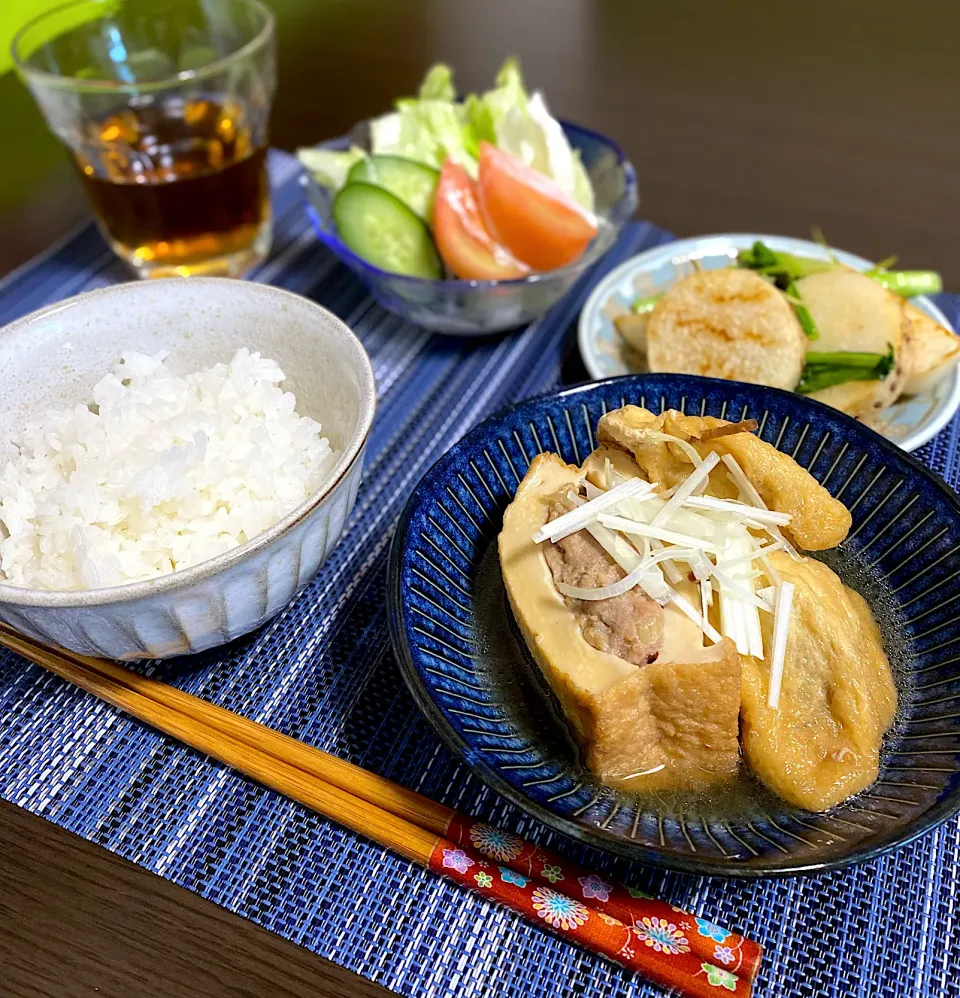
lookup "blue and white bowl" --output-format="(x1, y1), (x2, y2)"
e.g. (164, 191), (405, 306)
(388, 374), (960, 877)
(577, 234), (960, 452)
(300, 120), (638, 337)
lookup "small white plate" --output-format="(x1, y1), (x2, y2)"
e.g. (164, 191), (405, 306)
(578, 233), (960, 452)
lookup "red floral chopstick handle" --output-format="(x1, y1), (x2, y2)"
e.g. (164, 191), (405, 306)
(429, 836), (750, 998)
(446, 814), (761, 982)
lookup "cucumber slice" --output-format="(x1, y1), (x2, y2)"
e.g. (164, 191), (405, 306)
(333, 182), (441, 279)
(347, 155), (440, 223)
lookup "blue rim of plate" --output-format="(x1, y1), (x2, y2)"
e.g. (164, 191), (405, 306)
(387, 373), (960, 878)
(576, 234), (960, 453)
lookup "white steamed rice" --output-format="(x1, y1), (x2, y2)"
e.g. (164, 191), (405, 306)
(0, 349), (337, 591)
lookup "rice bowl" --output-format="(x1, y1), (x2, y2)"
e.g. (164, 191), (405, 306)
(0, 279), (375, 659)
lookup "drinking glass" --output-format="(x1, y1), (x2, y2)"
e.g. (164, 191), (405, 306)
(13, 0), (276, 279)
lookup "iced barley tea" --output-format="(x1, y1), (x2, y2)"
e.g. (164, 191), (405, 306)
(74, 95), (271, 278)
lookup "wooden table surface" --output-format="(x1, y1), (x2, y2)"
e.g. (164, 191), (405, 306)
(1, 1), (958, 995)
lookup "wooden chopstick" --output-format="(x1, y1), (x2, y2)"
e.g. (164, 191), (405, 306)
(0, 624), (452, 836)
(0, 625), (763, 974)
(0, 623), (757, 995)
(0, 624), (436, 860)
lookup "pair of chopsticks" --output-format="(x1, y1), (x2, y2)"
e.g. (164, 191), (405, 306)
(0, 622), (760, 996)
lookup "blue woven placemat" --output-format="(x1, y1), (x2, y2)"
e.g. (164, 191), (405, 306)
(1, 150), (959, 998)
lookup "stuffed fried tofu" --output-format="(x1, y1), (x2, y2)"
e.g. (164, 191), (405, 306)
(498, 406), (897, 810)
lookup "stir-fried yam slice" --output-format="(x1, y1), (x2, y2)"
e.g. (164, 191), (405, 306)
(597, 406), (851, 549)
(614, 311), (650, 354)
(795, 269), (907, 416)
(646, 268), (806, 390)
(739, 552), (896, 811)
(901, 304), (960, 396)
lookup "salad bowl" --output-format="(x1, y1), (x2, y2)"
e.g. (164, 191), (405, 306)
(388, 374), (960, 877)
(301, 120), (636, 336)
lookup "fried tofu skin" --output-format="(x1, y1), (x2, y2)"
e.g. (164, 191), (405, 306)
(499, 407), (894, 809)
(597, 406), (851, 550)
(498, 452), (741, 789)
(739, 552), (896, 811)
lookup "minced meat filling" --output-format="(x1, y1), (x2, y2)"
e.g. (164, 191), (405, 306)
(543, 494), (664, 666)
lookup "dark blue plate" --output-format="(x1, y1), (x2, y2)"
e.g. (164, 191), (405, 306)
(387, 375), (960, 877)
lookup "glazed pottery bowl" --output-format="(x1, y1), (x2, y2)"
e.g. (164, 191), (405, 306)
(388, 374), (960, 876)
(0, 278), (376, 659)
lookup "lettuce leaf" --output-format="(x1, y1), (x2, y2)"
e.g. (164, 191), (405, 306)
(368, 61), (472, 169)
(360, 58), (596, 209)
(370, 100), (472, 171)
(495, 89), (595, 212)
(461, 93), (497, 159)
(297, 145), (366, 189)
(479, 56), (528, 134)
(418, 63), (456, 101)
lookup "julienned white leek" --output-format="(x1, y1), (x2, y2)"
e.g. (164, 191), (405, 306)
(598, 514), (722, 554)
(683, 495), (792, 526)
(670, 589), (723, 644)
(554, 546), (699, 602)
(723, 540), (785, 568)
(533, 442), (795, 692)
(768, 582), (796, 708)
(650, 451), (720, 527)
(532, 477), (655, 544)
(720, 453), (800, 560)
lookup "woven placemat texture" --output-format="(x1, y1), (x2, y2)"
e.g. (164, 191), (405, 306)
(1, 150), (958, 998)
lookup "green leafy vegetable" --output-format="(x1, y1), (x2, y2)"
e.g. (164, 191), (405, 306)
(741, 239), (942, 300)
(631, 293), (662, 315)
(737, 242), (824, 339)
(865, 269), (942, 297)
(796, 345), (895, 395)
(418, 63), (455, 101)
(737, 241), (832, 287)
(297, 146), (366, 189)
(784, 280), (819, 340)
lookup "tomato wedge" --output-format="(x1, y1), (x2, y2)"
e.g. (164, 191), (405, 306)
(433, 159), (530, 281)
(477, 141), (598, 272)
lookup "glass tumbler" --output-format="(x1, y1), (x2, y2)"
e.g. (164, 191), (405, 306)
(13, 0), (276, 279)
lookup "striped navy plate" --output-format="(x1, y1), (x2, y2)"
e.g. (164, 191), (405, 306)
(388, 374), (960, 877)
